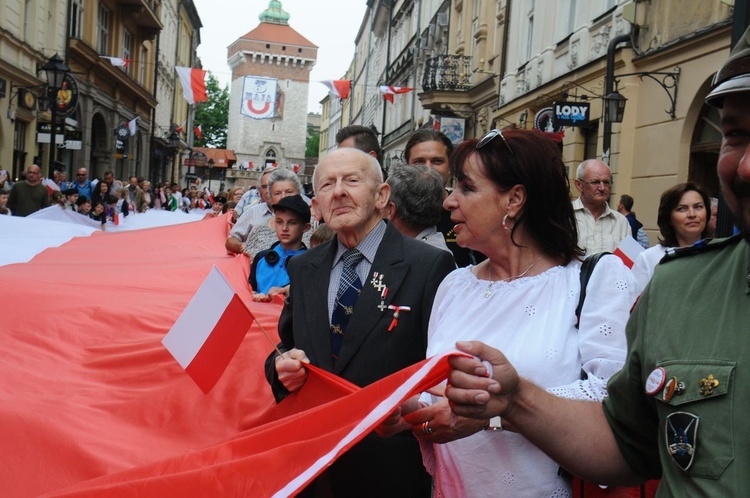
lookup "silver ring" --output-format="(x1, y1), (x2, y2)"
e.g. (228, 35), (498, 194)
(422, 421), (434, 435)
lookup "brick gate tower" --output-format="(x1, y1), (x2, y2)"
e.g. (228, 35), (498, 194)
(226, 0), (317, 176)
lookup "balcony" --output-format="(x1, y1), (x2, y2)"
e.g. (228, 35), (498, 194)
(118, 0), (162, 34)
(422, 55), (473, 92)
(419, 54), (497, 113)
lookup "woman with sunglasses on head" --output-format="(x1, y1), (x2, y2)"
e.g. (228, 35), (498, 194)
(384, 130), (638, 497)
(631, 182), (711, 293)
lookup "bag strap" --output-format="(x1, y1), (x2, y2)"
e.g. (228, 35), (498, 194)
(575, 252), (610, 329)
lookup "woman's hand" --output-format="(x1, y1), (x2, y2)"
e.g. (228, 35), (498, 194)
(374, 396), (422, 438)
(404, 397), (487, 444)
(275, 348), (310, 393)
(252, 292), (272, 302)
(267, 286), (289, 299)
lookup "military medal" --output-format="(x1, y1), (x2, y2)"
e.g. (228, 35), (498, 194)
(645, 367), (667, 396)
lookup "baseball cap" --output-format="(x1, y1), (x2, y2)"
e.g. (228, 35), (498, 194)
(706, 25), (750, 108)
(272, 194), (311, 221)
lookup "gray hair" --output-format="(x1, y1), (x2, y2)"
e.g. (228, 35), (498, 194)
(267, 168), (302, 197)
(387, 163), (443, 230)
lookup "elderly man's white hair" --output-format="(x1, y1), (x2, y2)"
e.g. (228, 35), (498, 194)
(313, 147), (383, 193)
(575, 159), (612, 180)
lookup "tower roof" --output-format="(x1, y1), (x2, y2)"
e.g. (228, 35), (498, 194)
(259, 0), (290, 25)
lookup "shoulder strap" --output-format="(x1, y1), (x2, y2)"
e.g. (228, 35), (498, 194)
(575, 252), (610, 328)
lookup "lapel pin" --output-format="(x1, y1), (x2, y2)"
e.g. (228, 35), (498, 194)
(387, 305), (411, 332)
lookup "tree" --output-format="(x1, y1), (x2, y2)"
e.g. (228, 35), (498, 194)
(306, 124), (320, 159)
(194, 72), (228, 149)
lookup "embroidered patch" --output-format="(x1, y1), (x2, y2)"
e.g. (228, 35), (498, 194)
(665, 411), (700, 471)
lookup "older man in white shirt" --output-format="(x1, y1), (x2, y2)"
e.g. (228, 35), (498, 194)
(572, 159), (629, 254)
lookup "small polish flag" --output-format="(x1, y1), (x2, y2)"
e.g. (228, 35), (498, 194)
(613, 235), (645, 269)
(379, 86), (414, 103)
(113, 212), (120, 226)
(175, 124), (184, 134)
(100, 56), (132, 68)
(128, 117), (138, 136)
(162, 266), (254, 394)
(175, 66), (208, 104)
(320, 80), (351, 99)
(194, 124), (202, 140)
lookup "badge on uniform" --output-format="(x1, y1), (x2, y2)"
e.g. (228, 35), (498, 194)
(665, 411), (700, 471)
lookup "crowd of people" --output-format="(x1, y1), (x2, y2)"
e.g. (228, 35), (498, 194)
(3, 25), (749, 497)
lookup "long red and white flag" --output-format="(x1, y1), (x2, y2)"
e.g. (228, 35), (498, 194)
(320, 80), (351, 99)
(100, 56), (133, 68)
(379, 85), (414, 103)
(162, 266), (253, 393)
(613, 235), (645, 269)
(175, 66), (208, 105)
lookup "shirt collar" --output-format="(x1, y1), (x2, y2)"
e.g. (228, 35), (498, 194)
(333, 220), (387, 266)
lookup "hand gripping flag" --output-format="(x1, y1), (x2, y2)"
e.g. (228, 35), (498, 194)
(320, 80), (351, 99)
(162, 266), (254, 393)
(175, 66), (208, 105)
(379, 85), (414, 103)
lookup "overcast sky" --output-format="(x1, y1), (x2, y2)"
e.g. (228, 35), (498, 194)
(191, 0), (368, 114)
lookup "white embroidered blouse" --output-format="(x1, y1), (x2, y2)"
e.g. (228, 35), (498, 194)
(421, 255), (638, 498)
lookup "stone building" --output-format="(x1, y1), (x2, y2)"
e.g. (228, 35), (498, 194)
(226, 0), (317, 188)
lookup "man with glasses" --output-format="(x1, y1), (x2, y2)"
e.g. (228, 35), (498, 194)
(73, 168), (94, 200)
(226, 166), (276, 255)
(572, 159), (629, 254)
(7, 164), (50, 216)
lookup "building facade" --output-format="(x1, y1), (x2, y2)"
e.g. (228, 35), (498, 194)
(225, 0), (317, 188)
(0, 0), (201, 188)
(315, 0), (739, 241)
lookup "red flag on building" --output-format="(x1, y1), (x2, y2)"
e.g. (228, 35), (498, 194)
(379, 85), (414, 103)
(320, 80), (351, 99)
(194, 124), (202, 140)
(175, 66), (208, 104)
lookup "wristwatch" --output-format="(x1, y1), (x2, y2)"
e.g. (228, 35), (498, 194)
(484, 416), (503, 431)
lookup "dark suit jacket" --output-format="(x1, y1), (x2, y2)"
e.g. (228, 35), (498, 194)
(264, 222), (455, 497)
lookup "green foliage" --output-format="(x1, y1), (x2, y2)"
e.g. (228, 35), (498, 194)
(194, 72), (229, 149)
(306, 124), (320, 158)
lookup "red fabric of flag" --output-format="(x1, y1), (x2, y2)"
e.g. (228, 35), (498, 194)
(320, 80), (351, 99)
(194, 124), (202, 140)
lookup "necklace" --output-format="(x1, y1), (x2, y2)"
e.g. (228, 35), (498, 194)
(483, 257), (544, 298)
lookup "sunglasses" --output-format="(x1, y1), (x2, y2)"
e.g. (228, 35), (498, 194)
(477, 129), (514, 155)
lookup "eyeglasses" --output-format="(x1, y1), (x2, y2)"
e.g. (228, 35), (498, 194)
(579, 179), (613, 187)
(77, 174), (86, 177)
(477, 129), (514, 155)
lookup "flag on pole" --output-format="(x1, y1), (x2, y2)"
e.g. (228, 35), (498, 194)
(175, 66), (208, 105)
(613, 235), (645, 269)
(162, 266), (254, 393)
(379, 86), (414, 103)
(100, 56), (132, 68)
(194, 124), (202, 141)
(175, 123), (184, 134)
(320, 80), (351, 99)
(128, 117), (138, 136)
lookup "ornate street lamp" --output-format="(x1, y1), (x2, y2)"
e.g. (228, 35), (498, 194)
(207, 158), (215, 193)
(604, 91), (628, 124)
(41, 54), (70, 174)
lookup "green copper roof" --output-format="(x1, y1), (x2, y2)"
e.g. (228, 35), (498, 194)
(259, 0), (290, 25)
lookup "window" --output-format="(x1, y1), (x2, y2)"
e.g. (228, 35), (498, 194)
(123, 29), (133, 74)
(265, 149), (277, 167)
(526, 0), (535, 61)
(68, 0), (84, 39)
(568, 0), (577, 34)
(97, 3), (110, 54)
(584, 121), (599, 161)
(13, 120), (28, 181)
(139, 47), (147, 85)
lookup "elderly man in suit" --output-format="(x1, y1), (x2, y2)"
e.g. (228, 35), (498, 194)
(265, 147), (455, 497)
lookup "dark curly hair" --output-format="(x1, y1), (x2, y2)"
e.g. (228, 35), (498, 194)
(449, 129), (583, 264)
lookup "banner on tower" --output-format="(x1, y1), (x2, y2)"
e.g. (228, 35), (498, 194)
(241, 76), (278, 120)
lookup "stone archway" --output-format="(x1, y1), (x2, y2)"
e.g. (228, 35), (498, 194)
(264, 148), (277, 167)
(89, 113), (110, 179)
